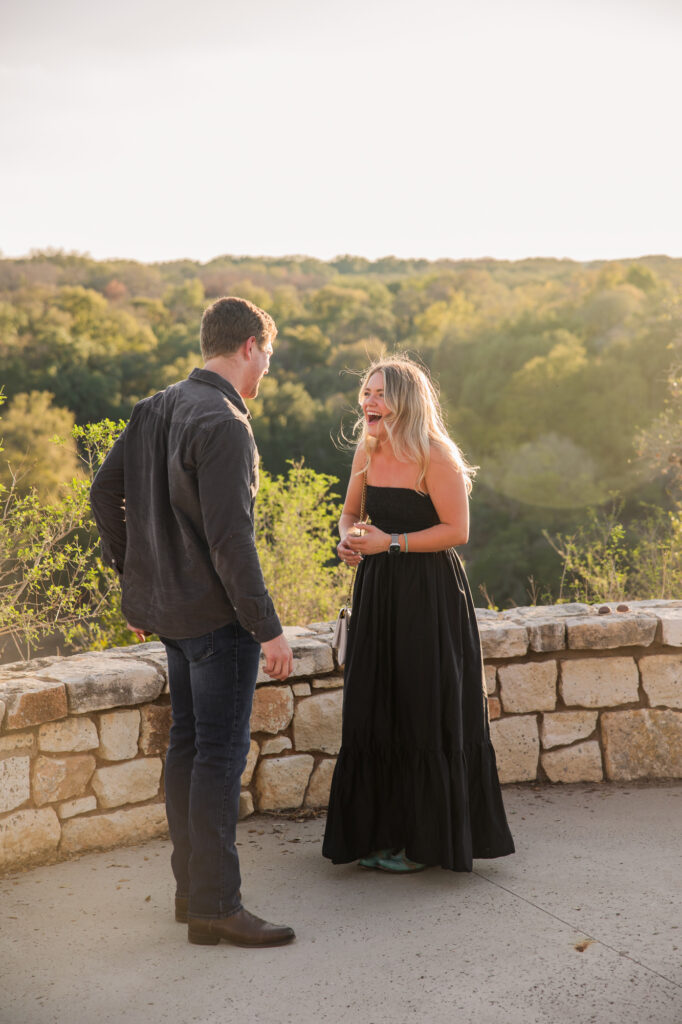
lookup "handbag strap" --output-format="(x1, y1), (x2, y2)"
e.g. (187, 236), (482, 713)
(343, 470), (367, 606)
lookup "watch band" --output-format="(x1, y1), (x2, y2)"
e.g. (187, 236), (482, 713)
(388, 533), (401, 554)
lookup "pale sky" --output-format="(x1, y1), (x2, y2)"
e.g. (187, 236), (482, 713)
(2, 0), (681, 264)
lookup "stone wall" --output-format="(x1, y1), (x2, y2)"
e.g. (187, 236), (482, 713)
(1, 602), (680, 873)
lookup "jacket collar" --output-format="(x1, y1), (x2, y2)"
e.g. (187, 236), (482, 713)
(188, 368), (251, 418)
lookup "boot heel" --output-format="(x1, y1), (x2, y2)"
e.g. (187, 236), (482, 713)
(188, 927), (220, 945)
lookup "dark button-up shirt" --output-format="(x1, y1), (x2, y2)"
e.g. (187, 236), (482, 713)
(90, 368), (282, 643)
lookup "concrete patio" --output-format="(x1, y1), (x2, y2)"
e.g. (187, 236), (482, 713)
(1, 783), (681, 1024)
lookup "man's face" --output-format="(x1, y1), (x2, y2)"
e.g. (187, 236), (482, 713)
(244, 337), (273, 399)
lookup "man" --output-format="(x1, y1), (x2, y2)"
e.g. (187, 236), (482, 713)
(90, 296), (295, 948)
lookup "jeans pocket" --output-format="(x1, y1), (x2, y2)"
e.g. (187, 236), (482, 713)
(181, 631), (215, 664)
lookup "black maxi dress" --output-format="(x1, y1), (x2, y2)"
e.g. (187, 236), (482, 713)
(323, 485), (515, 871)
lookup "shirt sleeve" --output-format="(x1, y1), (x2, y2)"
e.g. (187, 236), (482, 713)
(196, 419), (282, 644)
(90, 427), (127, 576)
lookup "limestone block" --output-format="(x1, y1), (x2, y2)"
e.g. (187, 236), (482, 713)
(655, 609), (682, 647)
(487, 697), (501, 720)
(0, 756), (31, 813)
(58, 796), (97, 819)
(305, 758), (337, 808)
(107, 641), (169, 678)
(292, 691), (343, 755)
(241, 739), (260, 786)
(98, 709), (141, 761)
(261, 736), (292, 755)
(489, 716), (539, 783)
(560, 657), (639, 708)
(0, 731), (36, 756)
(499, 662), (557, 713)
(484, 665), (497, 695)
(254, 755), (314, 811)
(541, 741), (603, 783)
(640, 654), (682, 710)
(139, 704), (172, 755)
(0, 698), (5, 727)
(32, 754), (96, 806)
(239, 791), (254, 819)
(38, 717), (99, 753)
(91, 758), (162, 808)
(41, 654), (164, 714)
(292, 683), (311, 697)
(250, 685), (294, 734)
(0, 679), (67, 730)
(602, 710), (682, 780)
(478, 624), (528, 659)
(528, 620), (566, 653)
(256, 636), (334, 685)
(566, 614), (657, 650)
(312, 675), (344, 690)
(540, 711), (598, 749)
(60, 803), (167, 855)
(0, 808), (61, 871)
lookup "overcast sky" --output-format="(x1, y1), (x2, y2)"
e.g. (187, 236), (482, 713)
(2, 0), (681, 263)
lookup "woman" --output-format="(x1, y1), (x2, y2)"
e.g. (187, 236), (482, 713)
(322, 355), (514, 873)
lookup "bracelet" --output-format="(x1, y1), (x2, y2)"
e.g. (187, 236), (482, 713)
(403, 533), (409, 553)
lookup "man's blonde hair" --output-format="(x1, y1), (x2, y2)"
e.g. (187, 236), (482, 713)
(354, 355), (476, 494)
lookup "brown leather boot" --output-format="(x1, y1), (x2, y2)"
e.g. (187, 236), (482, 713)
(175, 896), (188, 923)
(187, 908), (295, 947)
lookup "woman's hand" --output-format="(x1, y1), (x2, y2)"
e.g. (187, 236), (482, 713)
(337, 535), (364, 566)
(346, 523), (390, 556)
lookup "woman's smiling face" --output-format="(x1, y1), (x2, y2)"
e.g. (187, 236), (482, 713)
(362, 371), (390, 440)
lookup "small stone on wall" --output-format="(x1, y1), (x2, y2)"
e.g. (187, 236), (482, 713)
(0, 808), (60, 871)
(241, 740), (260, 786)
(139, 704), (172, 755)
(540, 711), (598, 749)
(260, 736), (292, 755)
(98, 709), (141, 761)
(2, 680), (67, 730)
(254, 755), (314, 811)
(38, 718), (99, 753)
(91, 758), (162, 808)
(250, 686), (294, 734)
(490, 716), (539, 783)
(541, 741), (603, 783)
(238, 791), (254, 819)
(58, 796), (97, 820)
(0, 756), (30, 814)
(560, 657), (639, 708)
(639, 654), (682, 710)
(499, 661), (557, 713)
(59, 803), (167, 855)
(602, 709), (682, 780)
(32, 754), (96, 807)
(304, 759), (336, 808)
(293, 691), (343, 755)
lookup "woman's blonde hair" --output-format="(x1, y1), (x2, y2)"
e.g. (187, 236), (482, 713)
(353, 355), (477, 494)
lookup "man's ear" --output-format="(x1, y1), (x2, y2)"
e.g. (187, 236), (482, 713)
(243, 335), (257, 359)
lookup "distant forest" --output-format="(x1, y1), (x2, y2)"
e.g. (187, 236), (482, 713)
(1, 249), (680, 606)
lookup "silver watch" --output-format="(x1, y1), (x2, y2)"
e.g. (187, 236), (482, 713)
(388, 533), (401, 554)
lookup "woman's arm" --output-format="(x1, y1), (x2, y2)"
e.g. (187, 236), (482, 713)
(346, 447), (469, 556)
(337, 447), (367, 566)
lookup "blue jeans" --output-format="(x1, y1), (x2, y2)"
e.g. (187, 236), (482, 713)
(161, 622), (261, 919)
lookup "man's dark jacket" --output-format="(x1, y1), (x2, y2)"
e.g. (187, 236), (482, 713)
(90, 368), (281, 643)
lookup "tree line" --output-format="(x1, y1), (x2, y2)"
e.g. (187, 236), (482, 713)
(1, 249), (681, 609)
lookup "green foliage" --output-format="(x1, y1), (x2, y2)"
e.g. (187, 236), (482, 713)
(2, 250), (682, 607)
(546, 500), (682, 604)
(0, 391), (78, 499)
(0, 413), (127, 660)
(255, 461), (347, 627)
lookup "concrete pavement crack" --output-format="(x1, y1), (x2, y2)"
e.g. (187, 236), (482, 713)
(472, 869), (681, 990)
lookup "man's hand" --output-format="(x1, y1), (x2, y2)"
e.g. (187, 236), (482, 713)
(261, 633), (294, 680)
(127, 623), (151, 643)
